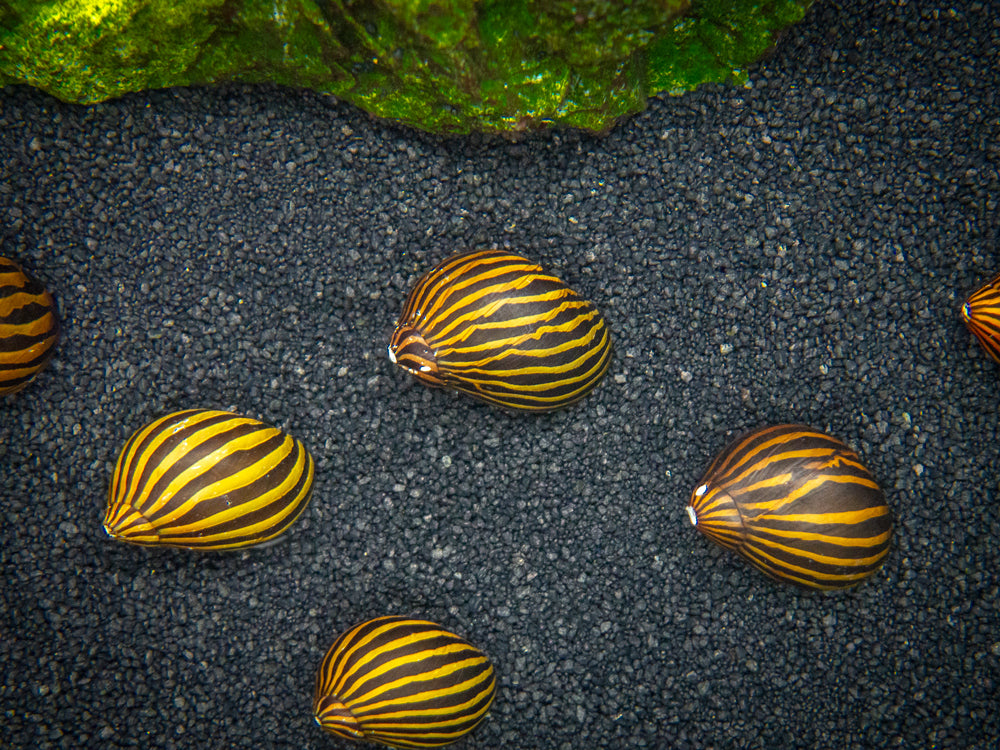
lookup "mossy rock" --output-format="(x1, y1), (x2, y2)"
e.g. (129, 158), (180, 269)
(0, 0), (814, 134)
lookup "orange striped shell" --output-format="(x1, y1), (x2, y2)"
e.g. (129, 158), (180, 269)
(0, 257), (59, 394)
(687, 424), (893, 590)
(314, 616), (496, 748)
(961, 270), (1000, 363)
(388, 250), (611, 412)
(104, 409), (314, 550)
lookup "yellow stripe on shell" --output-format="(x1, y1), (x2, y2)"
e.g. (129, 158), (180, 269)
(125, 422), (279, 519)
(342, 653), (490, 709)
(148, 441), (307, 539)
(736, 473), (883, 511)
(108, 409), (222, 522)
(753, 523), (893, 548)
(437, 309), (607, 364)
(324, 620), (436, 697)
(740, 540), (890, 582)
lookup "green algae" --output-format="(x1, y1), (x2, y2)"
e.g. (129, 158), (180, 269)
(0, 0), (813, 134)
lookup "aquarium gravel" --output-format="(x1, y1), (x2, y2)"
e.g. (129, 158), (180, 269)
(1, 1), (998, 748)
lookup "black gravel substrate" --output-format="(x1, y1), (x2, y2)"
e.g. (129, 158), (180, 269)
(2, 1), (998, 748)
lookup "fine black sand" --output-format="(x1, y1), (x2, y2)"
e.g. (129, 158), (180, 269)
(2, 1), (998, 748)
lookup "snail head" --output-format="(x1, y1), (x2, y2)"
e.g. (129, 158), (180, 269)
(387, 325), (443, 387)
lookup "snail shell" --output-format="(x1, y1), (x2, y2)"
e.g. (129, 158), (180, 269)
(388, 250), (612, 411)
(103, 409), (314, 550)
(687, 424), (892, 590)
(314, 616), (496, 748)
(0, 257), (59, 395)
(961, 270), (1000, 363)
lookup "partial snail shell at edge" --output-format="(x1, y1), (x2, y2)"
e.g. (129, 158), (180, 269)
(961, 270), (1000, 363)
(0, 256), (59, 395)
(314, 616), (497, 748)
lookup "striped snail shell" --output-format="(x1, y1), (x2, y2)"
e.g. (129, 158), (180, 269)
(314, 616), (497, 748)
(686, 424), (893, 590)
(388, 249), (612, 412)
(961, 270), (1000, 363)
(103, 409), (314, 550)
(0, 257), (59, 395)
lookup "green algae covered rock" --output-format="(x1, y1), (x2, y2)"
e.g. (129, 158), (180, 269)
(0, 0), (813, 134)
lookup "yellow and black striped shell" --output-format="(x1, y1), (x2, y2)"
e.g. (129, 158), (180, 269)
(0, 257), (59, 395)
(313, 616), (496, 748)
(103, 409), (314, 550)
(962, 270), (1000, 363)
(388, 250), (612, 412)
(686, 424), (893, 590)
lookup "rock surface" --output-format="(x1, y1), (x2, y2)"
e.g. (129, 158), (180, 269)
(0, 0), (812, 133)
